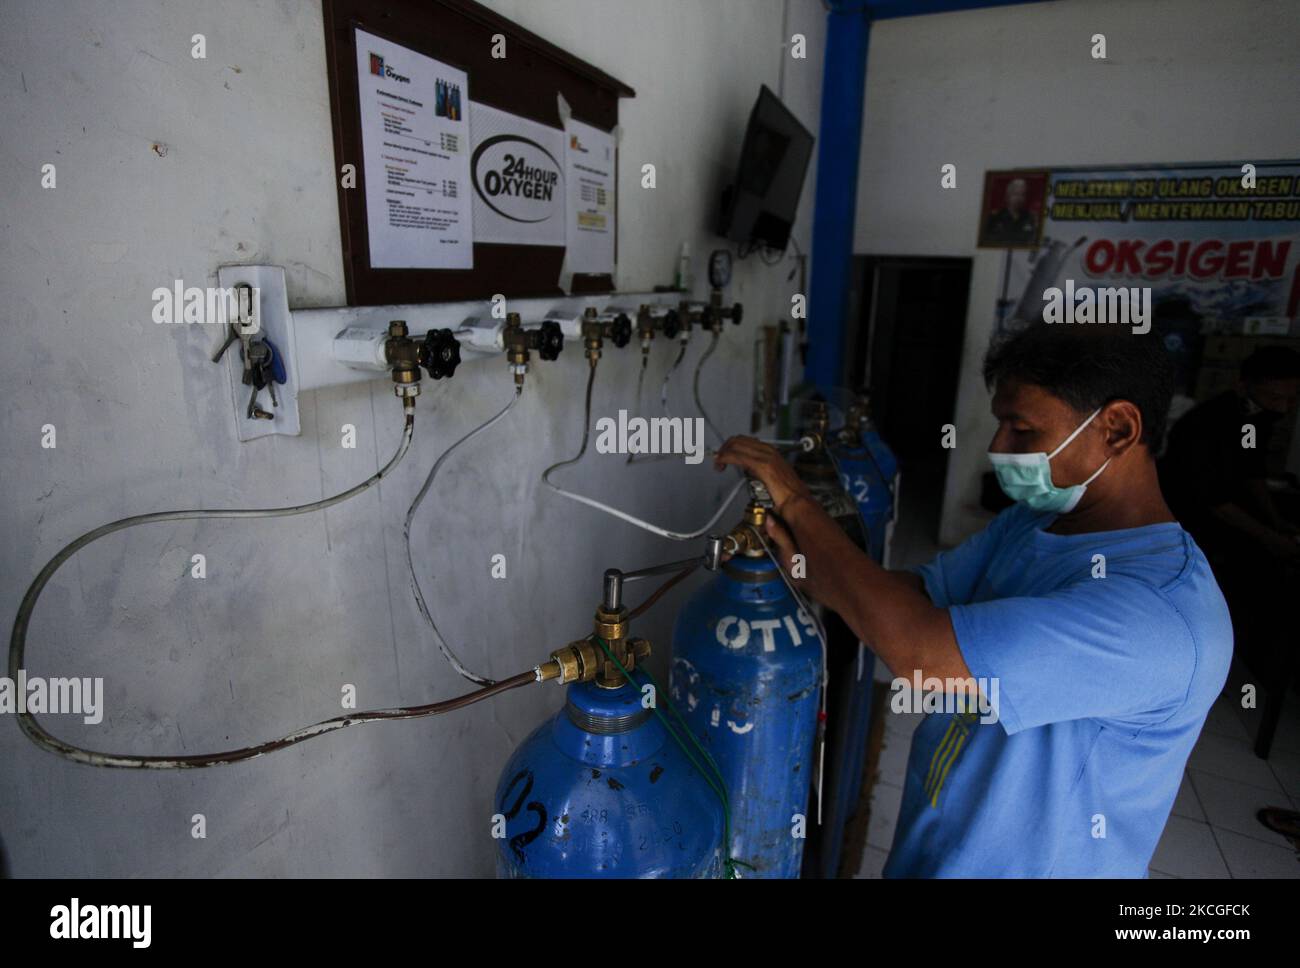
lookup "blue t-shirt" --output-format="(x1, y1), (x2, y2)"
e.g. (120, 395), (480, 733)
(882, 503), (1232, 878)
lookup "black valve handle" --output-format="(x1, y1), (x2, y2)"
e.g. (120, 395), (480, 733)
(419, 328), (462, 380)
(536, 320), (564, 361)
(609, 313), (632, 348)
(661, 309), (682, 339)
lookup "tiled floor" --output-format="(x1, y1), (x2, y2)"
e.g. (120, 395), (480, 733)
(854, 466), (1300, 879)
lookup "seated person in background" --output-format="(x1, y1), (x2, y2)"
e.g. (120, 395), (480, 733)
(1161, 346), (1300, 555)
(1159, 346), (1300, 649)
(716, 323), (1232, 877)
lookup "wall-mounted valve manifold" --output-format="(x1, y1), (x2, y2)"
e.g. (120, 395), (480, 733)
(661, 301), (695, 341)
(382, 320), (462, 398)
(634, 304), (657, 362)
(580, 306), (633, 365)
(626, 303), (691, 364)
(331, 319), (462, 399)
(699, 288), (744, 333)
(503, 311), (564, 388)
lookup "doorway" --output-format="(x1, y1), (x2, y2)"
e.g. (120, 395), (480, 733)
(847, 255), (972, 554)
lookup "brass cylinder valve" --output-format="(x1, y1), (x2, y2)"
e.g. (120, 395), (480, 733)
(503, 312), (564, 388)
(701, 288), (744, 333)
(722, 501), (771, 558)
(384, 321), (422, 399)
(580, 307), (632, 366)
(800, 400), (830, 453)
(536, 549), (710, 687)
(635, 304), (657, 360)
(839, 398), (868, 445)
(536, 605), (652, 689)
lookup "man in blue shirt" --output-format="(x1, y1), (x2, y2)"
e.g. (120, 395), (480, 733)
(715, 322), (1232, 877)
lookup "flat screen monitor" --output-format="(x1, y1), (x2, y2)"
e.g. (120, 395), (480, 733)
(717, 86), (815, 253)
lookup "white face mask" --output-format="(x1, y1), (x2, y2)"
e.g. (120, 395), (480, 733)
(986, 408), (1111, 513)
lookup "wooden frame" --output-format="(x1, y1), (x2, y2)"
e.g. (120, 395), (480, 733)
(322, 0), (634, 304)
(976, 169), (1049, 250)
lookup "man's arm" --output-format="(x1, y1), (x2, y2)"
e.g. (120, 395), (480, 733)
(715, 437), (970, 683)
(1210, 499), (1300, 560)
(892, 569), (927, 594)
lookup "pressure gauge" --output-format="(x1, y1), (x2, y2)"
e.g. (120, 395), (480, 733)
(708, 249), (733, 289)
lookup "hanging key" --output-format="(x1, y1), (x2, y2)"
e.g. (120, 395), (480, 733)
(261, 359), (278, 408)
(262, 338), (286, 409)
(245, 340), (274, 419)
(212, 321), (241, 364)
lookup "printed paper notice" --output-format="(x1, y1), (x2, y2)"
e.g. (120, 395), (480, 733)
(469, 102), (566, 246)
(564, 119), (616, 275)
(355, 29), (472, 269)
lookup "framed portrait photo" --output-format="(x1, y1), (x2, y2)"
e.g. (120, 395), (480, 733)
(978, 170), (1048, 249)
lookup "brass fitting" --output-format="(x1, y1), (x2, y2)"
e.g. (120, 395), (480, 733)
(502, 312), (564, 386)
(535, 606), (652, 689)
(677, 300), (697, 338)
(722, 501), (770, 558)
(807, 400), (830, 439)
(840, 400), (867, 445)
(580, 308), (632, 367)
(503, 312), (529, 387)
(593, 605), (629, 644)
(384, 320), (422, 398)
(636, 304), (655, 356)
(581, 307), (603, 366)
(537, 637), (601, 684)
(635, 304), (655, 341)
(702, 289), (743, 333)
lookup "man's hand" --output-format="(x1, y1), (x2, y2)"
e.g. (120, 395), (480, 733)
(715, 438), (967, 685)
(713, 436), (813, 515)
(714, 435), (826, 595)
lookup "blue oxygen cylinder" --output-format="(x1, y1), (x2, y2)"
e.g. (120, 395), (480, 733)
(494, 679), (724, 878)
(671, 538), (822, 878)
(832, 407), (899, 566)
(818, 400), (899, 874)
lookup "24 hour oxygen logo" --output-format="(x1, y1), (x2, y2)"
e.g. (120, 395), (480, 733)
(471, 135), (562, 223)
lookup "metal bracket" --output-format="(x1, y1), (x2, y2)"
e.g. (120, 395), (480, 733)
(216, 264), (299, 440)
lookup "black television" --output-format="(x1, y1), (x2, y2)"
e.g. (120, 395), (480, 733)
(717, 86), (815, 253)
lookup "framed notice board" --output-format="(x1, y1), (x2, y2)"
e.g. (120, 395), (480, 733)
(322, 0), (635, 305)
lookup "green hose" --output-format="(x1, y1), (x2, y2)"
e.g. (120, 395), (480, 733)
(592, 636), (753, 879)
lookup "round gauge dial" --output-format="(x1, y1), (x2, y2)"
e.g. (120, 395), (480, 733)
(708, 249), (733, 289)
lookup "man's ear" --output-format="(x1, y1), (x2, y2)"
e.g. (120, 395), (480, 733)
(1101, 400), (1143, 455)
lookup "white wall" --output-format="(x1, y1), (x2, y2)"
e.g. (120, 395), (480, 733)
(0, 0), (825, 875)
(853, 0), (1300, 545)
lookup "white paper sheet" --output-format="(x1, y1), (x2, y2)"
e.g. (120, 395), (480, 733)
(355, 29), (473, 269)
(564, 118), (616, 275)
(469, 103), (566, 246)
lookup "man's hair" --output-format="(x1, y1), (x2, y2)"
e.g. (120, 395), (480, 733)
(1241, 346), (1300, 384)
(982, 323), (1176, 450)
